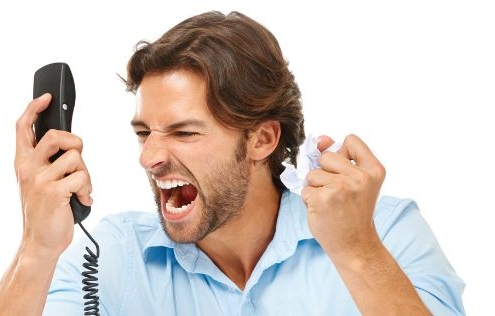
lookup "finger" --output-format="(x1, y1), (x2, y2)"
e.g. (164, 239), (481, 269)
(316, 135), (335, 152)
(33, 130), (83, 163)
(42, 148), (90, 185)
(305, 168), (343, 187)
(318, 150), (358, 176)
(300, 185), (319, 212)
(337, 134), (385, 177)
(57, 170), (93, 206)
(15, 94), (52, 160)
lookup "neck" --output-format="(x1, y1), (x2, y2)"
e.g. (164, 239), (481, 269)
(196, 168), (281, 290)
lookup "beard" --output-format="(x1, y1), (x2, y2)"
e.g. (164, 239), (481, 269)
(147, 136), (250, 243)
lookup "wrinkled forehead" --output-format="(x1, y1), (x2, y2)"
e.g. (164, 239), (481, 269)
(134, 70), (214, 127)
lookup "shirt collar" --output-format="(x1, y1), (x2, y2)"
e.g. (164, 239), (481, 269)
(142, 190), (313, 263)
(258, 190), (313, 265)
(142, 221), (174, 261)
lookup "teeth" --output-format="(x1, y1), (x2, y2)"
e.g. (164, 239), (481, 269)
(156, 179), (189, 189)
(166, 202), (193, 214)
(157, 179), (194, 215)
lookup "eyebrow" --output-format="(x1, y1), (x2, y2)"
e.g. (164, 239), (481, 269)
(130, 119), (208, 132)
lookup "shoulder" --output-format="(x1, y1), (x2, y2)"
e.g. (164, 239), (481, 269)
(372, 195), (446, 265)
(373, 195), (421, 235)
(375, 195), (418, 216)
(373, 196), (466, 314)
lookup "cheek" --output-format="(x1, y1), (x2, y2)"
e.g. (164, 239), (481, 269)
(171, 134), (243, 177)
(174, 141), (227, 165)
(185, 150), (231, 186)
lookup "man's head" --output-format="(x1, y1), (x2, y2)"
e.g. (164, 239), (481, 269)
(125, 11), (305, 189)
(127, 11), (305, 242)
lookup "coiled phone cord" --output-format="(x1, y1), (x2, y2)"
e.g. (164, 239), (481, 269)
(78, 222), (100, 316)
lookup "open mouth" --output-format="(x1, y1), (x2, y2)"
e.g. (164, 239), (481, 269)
(156, 179), (198, 214)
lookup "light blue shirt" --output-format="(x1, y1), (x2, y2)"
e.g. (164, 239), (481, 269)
(44, 191), (465, 315)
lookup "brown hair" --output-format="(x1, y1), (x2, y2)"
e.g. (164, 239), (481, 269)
(125, 11), (305, 189)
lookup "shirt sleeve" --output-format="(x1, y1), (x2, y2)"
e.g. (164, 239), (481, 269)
(43, 215), (131, 316)
(375, 197), (466, 316)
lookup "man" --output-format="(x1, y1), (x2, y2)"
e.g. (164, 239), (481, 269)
(0, 11), (464, 315)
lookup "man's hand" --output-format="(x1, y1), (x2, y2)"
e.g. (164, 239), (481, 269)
(14, 93), (92, 258)
(1, 95), (93, 316)
(302, 134), (385, 259)
(301, 134), (430, 315)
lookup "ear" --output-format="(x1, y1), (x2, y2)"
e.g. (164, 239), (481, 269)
(246, 121), (281, 161)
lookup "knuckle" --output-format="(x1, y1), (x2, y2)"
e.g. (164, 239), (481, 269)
(356, 169), (371, 185)
(73, 170), (91, 192)
(375, 163), (386, 181)
(332, 177), (348, 193)
(74, 135), (83, 149)
(15, 117), (26, 133)
(319, 187), (338, 206)
(81, 171), (92, 188)
(43, 129), (59, 143)
(68, 134), (83, 151)
(305, 170), (317, 184)
(345, 133), (359, 143)
(65, 148), (81, 161)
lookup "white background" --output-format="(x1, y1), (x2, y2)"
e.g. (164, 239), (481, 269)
(0, 1), (493, 314)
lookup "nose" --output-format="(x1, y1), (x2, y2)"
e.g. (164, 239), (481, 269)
(139, 132), (170, 172)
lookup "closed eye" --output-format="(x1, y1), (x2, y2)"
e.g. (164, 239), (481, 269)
(175, 131), (200, 137)
(135, 130), (150, 142)
(136, 131), (150, 137)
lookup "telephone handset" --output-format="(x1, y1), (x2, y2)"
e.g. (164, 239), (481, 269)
(33, 62), (90, 223)
(33, 62), (100, 315)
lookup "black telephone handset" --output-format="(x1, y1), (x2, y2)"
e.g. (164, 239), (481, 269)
(33, 62), (91, 224)
(33, 63), (100, 315)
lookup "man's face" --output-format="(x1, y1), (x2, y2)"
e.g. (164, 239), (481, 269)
(132, 70), (250, 243)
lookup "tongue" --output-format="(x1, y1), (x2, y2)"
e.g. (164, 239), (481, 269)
(180, 184), (198, 204)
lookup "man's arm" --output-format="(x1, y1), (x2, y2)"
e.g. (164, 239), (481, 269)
(0, 246), (58, 315)
(0, 94), (92, 315)
(328, 236), (431, 314)
(302, 134), (431, 315)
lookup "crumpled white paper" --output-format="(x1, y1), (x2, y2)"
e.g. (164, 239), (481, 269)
(280, 134), (341, 196)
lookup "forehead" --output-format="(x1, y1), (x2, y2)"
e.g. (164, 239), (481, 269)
(134, 70), (213, 125)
